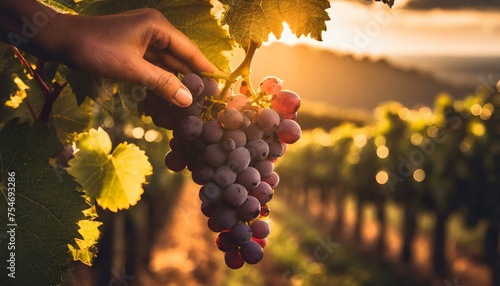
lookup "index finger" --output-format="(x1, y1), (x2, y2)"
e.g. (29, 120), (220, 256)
(152, 16), (218, 74)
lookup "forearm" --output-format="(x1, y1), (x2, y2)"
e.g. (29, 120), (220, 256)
(0, 0), (69, 61)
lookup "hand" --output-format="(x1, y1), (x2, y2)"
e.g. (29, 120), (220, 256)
(0, 2), (216, 107)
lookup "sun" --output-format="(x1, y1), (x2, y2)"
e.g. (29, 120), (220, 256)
(265, 22), (310, 46)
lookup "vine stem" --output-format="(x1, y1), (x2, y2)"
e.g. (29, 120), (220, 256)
(12, 47), (65, 123)
(12, 47), (51, 96)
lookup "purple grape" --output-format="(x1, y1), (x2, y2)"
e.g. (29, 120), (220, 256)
(257, 108), (280, 131)
(201, 181), (223, 204)
(252, 159), (274, 177)
(236, 167), (261, 189)
(251, 219), (270, 239)
(262, 172), (280, 189)
(227, 147), (251, 172)
(276, 119), (302, 144)
(230, 222), (253, 245)
(223, 183), (248, 207)
(240, 240), (264, 264)
(202, 119), (224, 143)
(205, 143), (227, 167)
(176, 116), (203, 140)
(249, 181), (273, 205)
(246, 139), (269, 161)
(237, 195), (261, 221)
(222, 129), (247, 147)
(181, 73), (204, 98)
(211, 207), (238, 230)
(216, 232), (234, 252)
(224, 247), (245, 269)
(214, 165), (237, 187)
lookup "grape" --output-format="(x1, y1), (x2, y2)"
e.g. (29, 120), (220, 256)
(260, 205), (270, 217)
(251, 220), (270, 239)
(201, 200), (217, 217)
(260, 76), (282, 95)
(239, 80), (248, 95)
(200, 77), (220, 98)
(181, 73), (204, 98)
(230, 222), (253, 245)
(236, 167), (261, 189)
(201, 181), (223, 204)
(202, 119), (224, 143)
(192, 166), (215, 185)
(161, 74), (304, 268)
(225, 247), (245, 269)
(248, 181), (273, 205)
(214, 165), (237, 187)
(222, 129), (247, 147)
(244, 122), (264, 141)
(176, 116), (203, 140)
(240, 240), (264, 264)
(164, 151), (187, 172)
(267, 137), (285, 158)
(205, 143), (227, 167)
(252, 159), (274, 177)
(276, 119), (302, 144)
(212, 207), (238, 230)
(262, 172), (280, 189)
(216, 232), (234, 252)
(223, 183), (248, 207)
(237, 195), (261, 221)
(271, 90), (301, 115)
(257, 108), (280, 131)
(222, 138), (236, 153)
(252, 238), (268, 248)
(227, 94), (251, 112)
(208, 216), (225, 232)
(143, 91), (166, 117)
(246, 139), (269, 161)
(227, 147), (251, 172)
(218, 108), (243, 129)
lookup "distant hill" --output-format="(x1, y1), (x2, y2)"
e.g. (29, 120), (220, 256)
(246, 43), (473, 111)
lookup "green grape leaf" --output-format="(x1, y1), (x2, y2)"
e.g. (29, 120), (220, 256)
(49, 84), (93, 144)
(82, 0), (156, 15)
(376, 0), (394, 8)
(62, 67), (115, 108)
(222, 0), (330, 49)
(67, 128), (153, 212)
(157, 0), (233, 71)
(0, 118), (89, 286)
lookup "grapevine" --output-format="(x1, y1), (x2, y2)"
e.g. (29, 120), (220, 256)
(144, 40), (303, 268)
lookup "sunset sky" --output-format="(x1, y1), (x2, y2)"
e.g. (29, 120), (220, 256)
(265, 0), (500, 58)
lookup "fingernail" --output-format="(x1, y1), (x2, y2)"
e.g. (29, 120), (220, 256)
(173, 87), (192, 107)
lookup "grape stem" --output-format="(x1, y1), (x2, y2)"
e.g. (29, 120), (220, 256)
(12, 47), (67, 123)
(201, 41), (260, 101)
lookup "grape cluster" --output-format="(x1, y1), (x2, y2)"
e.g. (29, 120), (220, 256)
(143, 73), (302, 269)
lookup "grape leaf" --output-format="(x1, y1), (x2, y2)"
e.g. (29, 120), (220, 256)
(49, 83), (93, 144)
(68, 207), (102, 266)
(222, 0), (330, 49)
(82, 0), (156, 15)
(157, 0), (233, 71)
(67, 128), (153, 212)
(0, 118), (89, 286)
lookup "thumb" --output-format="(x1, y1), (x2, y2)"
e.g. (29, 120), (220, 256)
(134, 59), (193, 107)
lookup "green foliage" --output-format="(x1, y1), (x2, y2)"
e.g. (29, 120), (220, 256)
(67, 128), (153, 212)
(222, 0), (330, 49)
(49, 85), (93, 144)
(157, 0), (233, 71)
(0, 119), (90, 286)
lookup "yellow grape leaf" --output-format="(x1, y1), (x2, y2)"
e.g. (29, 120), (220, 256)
(4, 76), (29, 108)
(67, 128), (153, 212)
(68, 218), (102, 265)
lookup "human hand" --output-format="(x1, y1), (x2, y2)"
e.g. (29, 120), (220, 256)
(0, 1), (216, 107)
(52, 8), (216, 107)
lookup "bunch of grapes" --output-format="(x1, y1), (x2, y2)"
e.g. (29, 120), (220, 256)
(143, 73), (302, 269)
